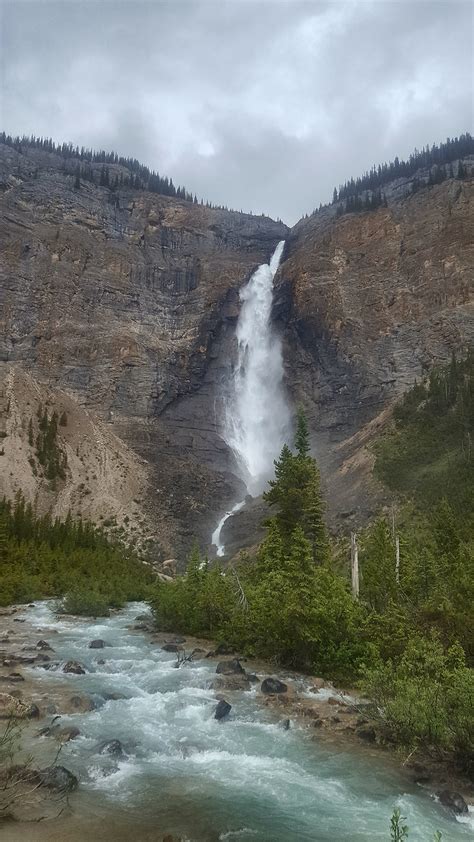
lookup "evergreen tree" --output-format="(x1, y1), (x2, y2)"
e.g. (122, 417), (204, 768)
(294, 405), (310, 457)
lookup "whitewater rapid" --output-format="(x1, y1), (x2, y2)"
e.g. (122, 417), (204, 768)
(212, 241), (291, 556)
(15, 602), (473, 841)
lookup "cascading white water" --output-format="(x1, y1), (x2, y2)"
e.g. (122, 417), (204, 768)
(212, 240), (291, 556)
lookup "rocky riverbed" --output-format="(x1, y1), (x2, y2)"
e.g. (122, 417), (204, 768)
(0, 602), (473, 841)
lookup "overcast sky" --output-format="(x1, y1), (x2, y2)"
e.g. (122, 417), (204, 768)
(0, 0), (472, 224)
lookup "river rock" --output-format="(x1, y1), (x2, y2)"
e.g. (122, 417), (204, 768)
(211, 674), (251, 692)
(63, 660), (87, 674)
(215, 642), (235, 655)
(57, 726), (81, 743)
(215, 659), (245, 675)
(67, 694), (95, 713)
(40, 765), (78, 792)
(190, 648), (207, 660)
(356, 725), (376, 742)
(438, 790), (468, 815)
(162, 642), (184, 653)
(261, 677), (288, 695)
(4, 672), (24, 683)
(89, 639), (107, 649)
(0, 692), (30, 718)
(98, 739), (125, 757)
(26, 703), (40, 718)
(214, 699), (232, 720)
(308, 678), (326, 691)
(36, 640), (54, 651)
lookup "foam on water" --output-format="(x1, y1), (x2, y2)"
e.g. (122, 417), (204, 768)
(19, 602), (472, 842)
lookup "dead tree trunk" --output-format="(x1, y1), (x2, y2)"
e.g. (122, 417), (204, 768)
(351, 532), (359, 599)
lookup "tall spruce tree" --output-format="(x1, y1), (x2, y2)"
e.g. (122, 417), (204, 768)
(263, 409), (329, 565)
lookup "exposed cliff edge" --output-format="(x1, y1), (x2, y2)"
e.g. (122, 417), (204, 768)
(1, 141), (473, 560)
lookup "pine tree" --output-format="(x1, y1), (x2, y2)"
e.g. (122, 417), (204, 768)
(294, 405), (310, 457)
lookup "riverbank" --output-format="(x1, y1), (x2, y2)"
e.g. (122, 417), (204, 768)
(1, 602), (472, 841)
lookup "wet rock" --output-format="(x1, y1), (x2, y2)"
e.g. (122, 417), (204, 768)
(57, 726), (80, 743)
(327, 696), (340, 706)
(3, 672), (24, 683)
(26, 703), (40, 719)
(97, 659), (106, 665)
(35, 653), (51, 662)
(308, 677), (326, 691)
(89, 639), (107, 649)
(190, 648), (207, 660)
(98, 739), (125, 757)
(169, 636), (186, 645)
(261, 677), (288, 695)
(247, 673), (259, 683)
(438, 790), (468, 815)
(132, 623), (151, 631)
(13, 618), (25, 623)
(36, 640), (54, 651)
(63, 660), (86, 675)
(215, 642), (235, 655)
(216, 659), (245, 675)
(0, 693), (30, 718)
(40, 765), (78, 792)
(282, 719), (291, 730)
(211, 674), (251, 692)
(67, 694), (95, 713)
(102, 691), (127, 701)
(312, 717), (323, 728)
(356, 725), (376, 742)
(134, 614), (152, 623)
(214, 699), (232, 720)
(162, 643), (184, 653)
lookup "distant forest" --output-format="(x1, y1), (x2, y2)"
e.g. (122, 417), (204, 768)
(0, 131), (237, 213)
(1, 129), (472, 221)
(328, 132), (473, 218)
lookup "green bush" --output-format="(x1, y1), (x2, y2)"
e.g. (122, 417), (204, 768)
(362, 636), (474, 773)
(58, 588), (110, 617)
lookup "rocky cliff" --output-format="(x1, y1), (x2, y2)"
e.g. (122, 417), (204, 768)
(1, 142), (473, 560)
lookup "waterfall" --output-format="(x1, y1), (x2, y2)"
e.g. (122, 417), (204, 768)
(212, 240), (291, 556)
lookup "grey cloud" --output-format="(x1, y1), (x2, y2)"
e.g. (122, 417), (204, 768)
(0, 0), (472, 224)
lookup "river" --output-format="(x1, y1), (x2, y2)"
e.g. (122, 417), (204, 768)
(6, 602), (473, 841)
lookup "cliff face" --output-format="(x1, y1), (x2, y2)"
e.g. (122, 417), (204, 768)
(0, 143), (287, 558)
(276, 171), (473, 519)
(1, 142), (473, 558)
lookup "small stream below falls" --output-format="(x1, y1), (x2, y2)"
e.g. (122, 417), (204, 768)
(11, 602), (473, 841)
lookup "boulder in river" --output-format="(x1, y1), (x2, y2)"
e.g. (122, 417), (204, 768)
(215, 659), (245, 675)
(261, 677), (288, 695)
(0, 693), (30, 718)
(438, 790), (468, 815)
(67, 694), (95, 713)
(211, 674), (251, 692)
(89, 639), (107, 649)
(40, 765), (78, 792)
(214, 699), (232, 720)
(63, 660), (87, 675)
(98, 739), (125, 757)
(57, 726), (81, 743)
(36, 640), (54, 651)
(5, 672), (24, 683)
(162, 643), (184, 653)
